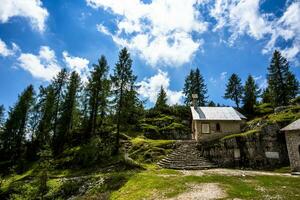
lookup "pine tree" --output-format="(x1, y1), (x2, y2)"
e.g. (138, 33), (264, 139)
(1, 85), (34, 164)
(267, 50), (298, 106)
(183, 68), (207, 106)
(154, 86), (168, 112)
(207, 101), (216, 107)
(54, 71), (81, 155)
(0, 105), (4, 131)
(261, 88), (272, 104)
(0, 105), (5, 155)
(122, 83), (144, 126)
(224, 73), (243, 109)
(193, 68), (208, 106)
(86, 56), (110, 136)
(183, 70), (194, 105)
(36, 86), (56, 150)
(111, 48), (137, 153)
(52, 69), (68, 138)
(243, 75), (260, 114)
(286, 71), (299, 100)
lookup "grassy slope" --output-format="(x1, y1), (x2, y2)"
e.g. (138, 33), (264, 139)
(1, 135), (300, 200)
(2, 104), (300, 199)
(221, 104), (300, 140)
(111, 167), (300, 200)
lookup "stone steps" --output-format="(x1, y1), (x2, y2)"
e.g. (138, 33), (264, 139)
(157, 140), (217, 170)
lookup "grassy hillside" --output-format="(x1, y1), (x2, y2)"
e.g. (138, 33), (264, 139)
(1, 103), (300, 199)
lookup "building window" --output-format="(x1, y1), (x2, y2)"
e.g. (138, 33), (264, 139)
(216, 123), (221, 132)
(202, 123), (210, 134)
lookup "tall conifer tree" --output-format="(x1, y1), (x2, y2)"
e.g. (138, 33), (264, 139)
(224, 73), (243, 109)
(183, 68), (207, 106)
(36, 86), (55, 149)
(52, 69), (68, 137)
(0, 105), (4, 131)
(154, 86), (168, 112)
(111, 48), (137, 153)
(286, 71), (299, 100)
(261, 88), (272, 104)
(86, 56), (110, 136)
(54, 71), (81, 155)
(267, 50), (298, 106)
(243, 75), (260, 114)
(1, 85), (34, 163)
(183, 70), (194, 105)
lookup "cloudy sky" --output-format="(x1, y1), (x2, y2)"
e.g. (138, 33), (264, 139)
(0, 0), (299, 108)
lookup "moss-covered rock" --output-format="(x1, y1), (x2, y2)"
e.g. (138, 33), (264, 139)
(129, 137), (175, 164)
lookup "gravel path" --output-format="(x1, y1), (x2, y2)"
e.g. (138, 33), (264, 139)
(180, 168), (293, 177)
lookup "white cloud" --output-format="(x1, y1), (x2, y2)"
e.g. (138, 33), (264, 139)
(88, 0), (207, 67)
(0, 0), (48, 32)
(0, 39), (19, 57)
(138, 70), (183, 105)
(209, 71), (227, 86)
(258, 78), (267, 90)
(210, 0), (300, 61)
(253, 75), (262, 81)
(209, 77), (217, 85)
(220, 71), (227, 80)
(210, 0), (271, 44)
(272, 2), (300, 62)
(63, 51), (90, 82)
(18, 46), (61, 81)
(96, 24), (111, 35)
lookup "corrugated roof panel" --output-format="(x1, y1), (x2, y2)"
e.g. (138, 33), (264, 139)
(191, 106), (246, 121)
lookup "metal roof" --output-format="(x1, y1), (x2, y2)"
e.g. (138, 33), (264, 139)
(281, 119), (300, 131)
(190, 106), (247, 121)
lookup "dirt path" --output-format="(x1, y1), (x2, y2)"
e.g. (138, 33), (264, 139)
(167, 183), (227, 200)
(180, 168), (293, 177)
(163, 168), (295, 200)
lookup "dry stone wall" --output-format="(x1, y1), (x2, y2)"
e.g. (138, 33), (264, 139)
(198, 124), (289, 169)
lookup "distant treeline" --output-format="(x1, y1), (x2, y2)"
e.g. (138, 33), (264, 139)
(183, 50), (299, 115)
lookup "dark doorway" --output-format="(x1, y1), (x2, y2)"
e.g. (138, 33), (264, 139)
(216, 123), (221, 132)
(299, 145), (300, 157)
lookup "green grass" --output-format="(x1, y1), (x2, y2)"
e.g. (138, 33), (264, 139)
(255, 103), (274, 115)
(1, 167), (36, 193)
(160, 122), (186, 131)
(2, 162), (300, 200)
(222, 129), (260, 140)
(129, 137), (175, 164)
(131, 136), (175, 147)
(272, 166), (291, 173)
(110, 168), (300, 200)
(267, 106), (300, 124)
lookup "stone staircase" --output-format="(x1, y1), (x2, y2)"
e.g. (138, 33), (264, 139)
(157, 140), (217, 170)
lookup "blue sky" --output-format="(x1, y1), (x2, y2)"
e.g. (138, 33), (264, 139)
(0, 0), (299, 109)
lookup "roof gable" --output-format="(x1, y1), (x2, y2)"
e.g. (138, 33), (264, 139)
(191, 106), (246, 121)
(281, 119), (300, 131)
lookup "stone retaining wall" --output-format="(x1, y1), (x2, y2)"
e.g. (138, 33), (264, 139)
(198, 124), (289, 169)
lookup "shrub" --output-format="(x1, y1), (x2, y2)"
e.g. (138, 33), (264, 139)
(75, 136), (114, 167)
(58, 136), (115, 168)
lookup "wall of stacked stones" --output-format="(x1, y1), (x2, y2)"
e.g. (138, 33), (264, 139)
(285, 131), (300, 172)
(198, 124), (289, 169)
